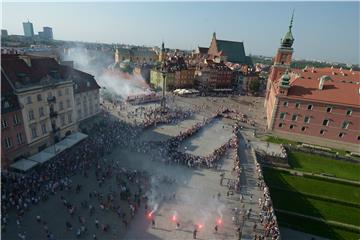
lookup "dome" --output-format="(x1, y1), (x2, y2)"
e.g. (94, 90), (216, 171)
(281, 30), (294, 48)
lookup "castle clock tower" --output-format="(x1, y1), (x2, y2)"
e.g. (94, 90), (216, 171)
(265, 12), (295, 104)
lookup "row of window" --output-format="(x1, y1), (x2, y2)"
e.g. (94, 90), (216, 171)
(1, 114), (21, 129)
(282, 101), (353, 116)
(3, 132), (25, 149)
(26, 88), (71, 104)
(278, 123), (360, 140)
(30, 113), (73, 139)
(28, 100), (71, 121)
(279, 113), (351, 129)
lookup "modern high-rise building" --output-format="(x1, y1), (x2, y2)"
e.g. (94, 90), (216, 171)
(1, 29), (8, 37)
(23, 21), (34, 37)
(43, 27), (53, 40)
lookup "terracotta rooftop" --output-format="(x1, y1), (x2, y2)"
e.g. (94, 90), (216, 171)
(285, 67), (360, 107)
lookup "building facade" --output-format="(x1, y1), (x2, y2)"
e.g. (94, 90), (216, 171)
(23, 21), (34, 37)
(195, 59), (234, 91)
(265, 15), (360, 147)
(1, 75), (28, 168)
(1, 54), (94, 155)
(115, 47), (158, 64)
(73, 72), (101, 122)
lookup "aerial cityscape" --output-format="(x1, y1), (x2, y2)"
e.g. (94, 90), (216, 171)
(1, 2), (359, 240)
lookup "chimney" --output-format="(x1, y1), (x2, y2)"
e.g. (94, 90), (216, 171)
(19, 55), (32, 67)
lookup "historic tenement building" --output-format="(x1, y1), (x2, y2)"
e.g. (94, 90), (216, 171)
(1, 54), (101, 157)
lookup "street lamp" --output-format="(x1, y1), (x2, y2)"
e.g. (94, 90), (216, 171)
(160, 42), (167, 113)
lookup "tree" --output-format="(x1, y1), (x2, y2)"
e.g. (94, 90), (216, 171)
(249, 78), (260, 94)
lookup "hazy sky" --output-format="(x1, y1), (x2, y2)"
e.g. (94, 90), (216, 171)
(2, 1), (359, 64)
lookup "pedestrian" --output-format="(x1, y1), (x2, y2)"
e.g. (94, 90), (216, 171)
(214, 225), (218, 233)
(176, 222), (180, 229)
(193, 228), (197, 239)
(152, 219), (155, 228)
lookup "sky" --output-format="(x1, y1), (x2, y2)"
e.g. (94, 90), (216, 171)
(2, 1), (359, 64)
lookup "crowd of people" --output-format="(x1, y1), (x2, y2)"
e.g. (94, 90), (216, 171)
(1, 113), (151, 239)
(255, 163), (280, 240)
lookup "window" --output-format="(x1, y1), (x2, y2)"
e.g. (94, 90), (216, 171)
(346, 109), (352, 116)
(326, 106), (332, 113)
(66, 99), (71, 108)
(283, 101), (288, 107)
(4, 137), (12, 149)
(301, 126), (306, 132)
(31, 126), (38, 139)
(289, 124), (294, 129)
(13, 114), (20, 125)
(86, 81), (90, 87)
(76, 98), (81, 105)
(320, 129), (325, 135)
(341, 121), (350, 129)
(291, 114), (298, 121)
(78, 109), (82, 119)
(39, 107), (45, 117)
(47, 91), (53, 98)
(16, 132), (24, 144)
(60, 115), (65, 126)
(67, 113), (72, 124)
(65, 88), (70, 95)
(278, 123), (284, 128)
(280, 112), (286, 120)
(304, 116), (310, 124)
(339, 132), (345, 138)
(322, 119), (330, 126)
(59, 101), (64, 110)
(26, 96), (32, 104)
(307, 104), (313, 110)
(358, 136), (360, 141)
(41, 123), (47, 134)
(58, 89), (62, 96)
(1, 119), (8, 129)
(37, 94), (42, 101)
(28, 110), (35, 121)
(295, 102), (300, 109)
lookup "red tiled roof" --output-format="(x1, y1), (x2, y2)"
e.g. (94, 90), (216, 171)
(1, 54), (100, 93)
(292, 67), (360, 83)
(286, 68), (360, 107)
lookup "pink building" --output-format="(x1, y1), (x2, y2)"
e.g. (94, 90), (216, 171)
(265, 14), (360, 148)
(1, 75), (28, 168)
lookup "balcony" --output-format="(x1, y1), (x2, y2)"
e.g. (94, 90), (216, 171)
(49, 110), (58, 118)
(47, 96), (56, 103)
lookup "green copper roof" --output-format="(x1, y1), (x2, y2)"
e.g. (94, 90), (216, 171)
(279, 71), (291, 88)
(216, 39), (246, 64)
(281, 11), (295, 48)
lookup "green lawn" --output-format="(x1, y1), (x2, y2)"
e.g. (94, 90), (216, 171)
(270, 188), (360, 226)
(263, 168), (360, 205)
(277, 211), (360, 240)
(264, 135), (299, 145)
(288, 151), (360, 181)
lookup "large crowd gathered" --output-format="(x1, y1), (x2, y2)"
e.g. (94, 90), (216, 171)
(2, 99), (281, 239)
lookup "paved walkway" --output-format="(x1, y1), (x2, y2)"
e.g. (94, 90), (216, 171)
(236, 133), (265, 239)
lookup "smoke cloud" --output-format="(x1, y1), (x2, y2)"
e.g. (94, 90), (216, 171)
(61, 45), (151, 99)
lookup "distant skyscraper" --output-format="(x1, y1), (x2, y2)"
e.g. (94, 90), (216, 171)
(1, 29), (8, 37)
(43, 27), (53, 40)
(23, 21), (34, 37)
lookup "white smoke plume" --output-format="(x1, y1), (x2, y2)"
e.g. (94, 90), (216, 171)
(61, 45), (150, 99)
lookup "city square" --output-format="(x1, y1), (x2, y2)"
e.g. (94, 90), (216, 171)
(1, 2), (359, 240)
